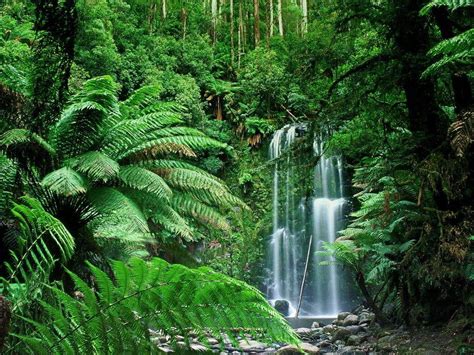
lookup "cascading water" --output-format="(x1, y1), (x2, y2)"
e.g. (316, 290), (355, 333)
(266, 125), (353, 317)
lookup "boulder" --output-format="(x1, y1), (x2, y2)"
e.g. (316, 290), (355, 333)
(322, 324), (336, 334)
(345, 325), (362, 334)
(342, 314), (359, 326)
(332, 327), (351, 342)
(238, 339), (266, 351)
(295, 327), (313, 337)
(274, 299), (290, 316)
(347, 335), (363, 345)
(358, 312), (375, 324)
(277, 342), (320, 354)
(337, 312), (351, 321)
(311, 321), (320, 329)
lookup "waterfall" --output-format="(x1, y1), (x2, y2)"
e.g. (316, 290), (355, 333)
(267, 125), (352, 317)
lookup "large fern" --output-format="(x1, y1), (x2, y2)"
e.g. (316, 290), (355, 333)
(421, 0), (474, 77)
(14, 257), (298, 353)
(1, 76), (244, 249)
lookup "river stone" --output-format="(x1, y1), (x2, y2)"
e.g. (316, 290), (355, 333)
(332, 327), (351, 341)
(347, 334), (363, 345)
(345, 325), (362, 334)
(238, 339), (266, 351)
(342, 314), (359, 326)
(358, 312), (375, 324)
(207, 337), (219, 345)
(274, 299), (290, 316)
(311, 321), (320, 329)
(337, 312), (351, 321)
(277, 342), (320, 354)
(322, 324), (336, 334)
(296, 327), (313, 336)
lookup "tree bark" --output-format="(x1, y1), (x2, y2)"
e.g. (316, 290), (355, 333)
(392, 0), (445, 147)
(301, 0), (308, 35)
(230, 0), (235, 66)
(254, 0), (260, 46)
(212, 0), (218, 44)
(277, 0), (283, 36)
(238, 1), (243, 67)
(269, 0), (274, 37)
(162, 0), (166, 19)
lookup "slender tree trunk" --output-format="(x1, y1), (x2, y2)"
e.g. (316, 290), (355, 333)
(253, 0), (260, 46)
(301, 0), (308, 35)
(238, 1), (243, 68)
(230, 0), (235, 66)
(162, 0), (166, 19)
(269, 0), (274, 37)
(212, 0), (218, 44)
(277, 0), (283, 36)
(181, 7), (187, 39)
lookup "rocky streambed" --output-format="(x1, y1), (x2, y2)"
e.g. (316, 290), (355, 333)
(150, 308), (390, 354)
(150, 307), (473, 354)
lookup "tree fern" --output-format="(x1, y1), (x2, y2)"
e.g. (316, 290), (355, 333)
(1, 196), (75, 313)
(420, 0), (474, 15)
(41, 167), (89, 196)
(421, 1), (474, 77)
(14, 257), (298, 353)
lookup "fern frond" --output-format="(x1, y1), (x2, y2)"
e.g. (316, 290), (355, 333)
(41, 167), (89, 196)
(0, 128), (56, 155)
(172, 194), (231, 232)
(4, 196), (74, 300)
(66, 151), (120, 183)
(118, 165), (172, 201)
(16, 257), (298, 353)
(448, 109), (474, 157)
(421, 0), (473, 15)
(87, 187), (150, 238)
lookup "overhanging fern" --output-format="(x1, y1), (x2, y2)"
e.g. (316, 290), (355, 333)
(15, 257), (298, 353)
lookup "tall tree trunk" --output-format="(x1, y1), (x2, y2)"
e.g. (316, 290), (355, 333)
(230, 0), (235, 66)
(181, 7), (188, 39)
(162, 0), (166, 19)
(238, 1), (244, 67)
(212, 0), (218, 44)
(254, 0), (260, 46)
(269, 0), (274, 37)
(277, 0), (283, 36)
(301, 0), (308, 35)
(392, 0), (445, 146)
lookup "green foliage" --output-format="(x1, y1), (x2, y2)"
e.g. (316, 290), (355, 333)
(15, 257), (298, 353)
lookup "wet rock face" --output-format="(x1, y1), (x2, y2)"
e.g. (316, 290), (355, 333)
(274, 299), (290, 316)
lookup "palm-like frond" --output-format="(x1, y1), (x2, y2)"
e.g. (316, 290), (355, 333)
(3, 197), (74, 287)
(172, 194), (231, 232)
(16, 257), (298, 353)
(0, 154), (17, 213)
(66, 151), (120, 183)
(118, 136), (226, 161)
(420, 0), (473, 15)
(87, 187), (150, 239)
(118, 165), (172, 201)
(0, 129), (56, 155)
(50, 76), (119, 158)
(41, 167), (89, 196)
(422, 29), (474, 77)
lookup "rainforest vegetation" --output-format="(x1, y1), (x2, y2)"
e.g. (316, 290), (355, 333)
(0, 0), (473, 353)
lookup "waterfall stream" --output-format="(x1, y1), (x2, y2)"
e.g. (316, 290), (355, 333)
(267, 125), (353, 317)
